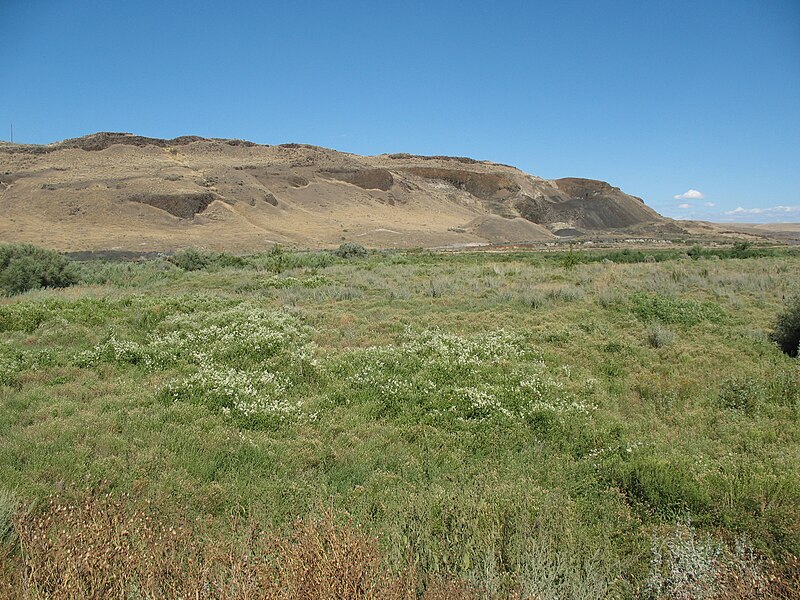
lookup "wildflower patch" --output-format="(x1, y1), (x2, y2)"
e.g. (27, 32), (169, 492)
(75, 304), (318, 427)
(0, 345), (57, 386)
(329, 328), (596, 423)
(162, 366), (304, 428)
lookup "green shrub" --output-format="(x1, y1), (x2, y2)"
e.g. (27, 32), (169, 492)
(0, 244), (77, 296)
(333, 242), (367, 259)
(607, 454), (710, 516)
(771, 295), (800, 357)
(561, 247), (582, 269)
(168, 248), (244, 271)
(519, 290), (549, 309)
(687, 245), (706, 260)
(76, 258), (181, 287)
(630, 294), (724, 326)
(168, 248), (212, 271)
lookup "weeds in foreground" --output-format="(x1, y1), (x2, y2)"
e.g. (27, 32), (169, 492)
(5, 494), (478, 600)
(0, 488), (17, 544)
(4, 495), (798, 599)
(645, 518), (800, 599)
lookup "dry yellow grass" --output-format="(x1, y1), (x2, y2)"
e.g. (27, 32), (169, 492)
(4, 494), (481, 600)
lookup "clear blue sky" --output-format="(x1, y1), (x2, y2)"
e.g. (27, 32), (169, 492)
(2, 0), (799, 222)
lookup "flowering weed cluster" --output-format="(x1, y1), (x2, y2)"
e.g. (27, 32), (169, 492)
(331, 328), (595, 424)
(75, 303), (318, 427)
(76, 304), (308, 366)
(0, 344), (55, 386)
(0, 353), (18, 387)
(163, 366), (305, 427)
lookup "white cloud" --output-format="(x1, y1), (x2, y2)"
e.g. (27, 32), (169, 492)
(724, 205), (800, 215)
(674, 189), (705, 200)
(704, 202), (715, 207)
(727, 207), (762, 215)
(678, 203), (691, 209)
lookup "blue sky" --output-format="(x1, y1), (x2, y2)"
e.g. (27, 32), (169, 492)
(2, 0), (799, 222)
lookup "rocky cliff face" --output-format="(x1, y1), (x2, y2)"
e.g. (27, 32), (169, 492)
(0, 132), (675, 251)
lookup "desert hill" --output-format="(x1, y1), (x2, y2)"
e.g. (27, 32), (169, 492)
(1, 132), (680, 251)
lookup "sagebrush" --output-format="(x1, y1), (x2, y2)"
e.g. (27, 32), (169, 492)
(0, 243), (77, 295)
(772, 294), (800, 357)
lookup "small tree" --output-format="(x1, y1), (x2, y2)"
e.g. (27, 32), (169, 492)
(561, 243), (581, 269)
(771, 295), (800, 357)
(0, 244), (77, 296)
(268, 244), (285, 273)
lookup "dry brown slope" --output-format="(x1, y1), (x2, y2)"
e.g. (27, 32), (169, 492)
(1, 132), (674, 252)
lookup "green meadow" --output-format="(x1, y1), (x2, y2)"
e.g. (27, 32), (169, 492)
(1, 245), (798, 598)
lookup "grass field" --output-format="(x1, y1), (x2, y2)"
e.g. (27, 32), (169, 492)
(1, 246), (799, 598)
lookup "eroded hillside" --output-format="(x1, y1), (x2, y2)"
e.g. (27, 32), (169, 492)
(0, 132), (678, 251)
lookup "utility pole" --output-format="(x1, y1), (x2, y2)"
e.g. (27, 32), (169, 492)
(10, 123), (12, 143)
